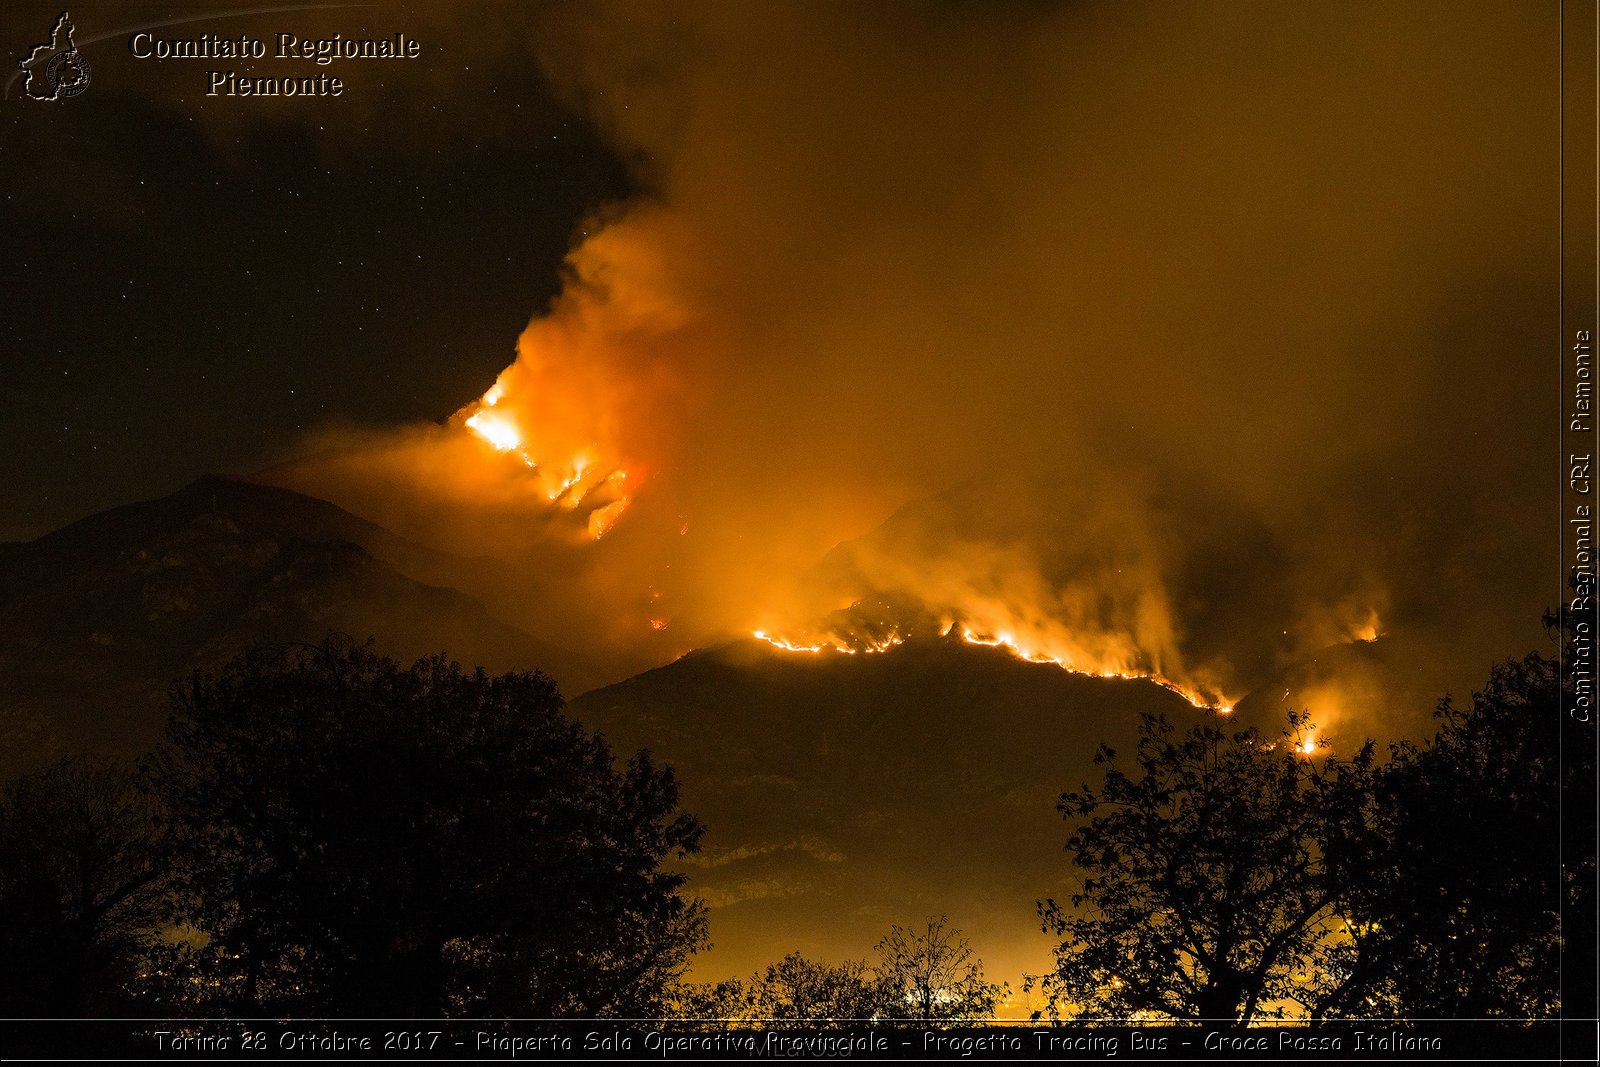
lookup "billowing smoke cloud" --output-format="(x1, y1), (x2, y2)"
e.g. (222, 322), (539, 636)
(272, 0), (1557, 737)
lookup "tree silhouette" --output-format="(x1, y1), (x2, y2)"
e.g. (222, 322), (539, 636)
(667, 920), (1002, 1026)
(0, 756), (166, 1016)
(742, 952), (893, 1022)
(1034, 710), (1380, 1022)
(149, 638), (707, 1017)
(875, 916), (1004, 1021)
(668, 952), (893, 1025)
(1342, 651), (1575, 1018)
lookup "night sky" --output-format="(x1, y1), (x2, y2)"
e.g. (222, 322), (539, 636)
(2, 2), (631, 540)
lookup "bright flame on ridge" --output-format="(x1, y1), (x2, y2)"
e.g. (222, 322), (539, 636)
(458, 380), (634, 540)
(464, 409), (523, 453)
(750, 622), (1233, 713)
(751, 629), (907, 656)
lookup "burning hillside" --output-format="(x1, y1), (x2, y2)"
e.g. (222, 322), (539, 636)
(266, 0), (1551, 742)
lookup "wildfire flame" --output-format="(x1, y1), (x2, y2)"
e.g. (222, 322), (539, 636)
(751, 629), (907, 656)
(953, 625), (1233, 712)
(751, 621), (1234, 713)
(461, 409), (521, 453)
(439, 238), (1380, 713)
(458, 379), (634, 540)
(455, 355), (1370, 725)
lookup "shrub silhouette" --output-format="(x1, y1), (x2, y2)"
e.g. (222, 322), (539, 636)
(150, 637), (707, 1017)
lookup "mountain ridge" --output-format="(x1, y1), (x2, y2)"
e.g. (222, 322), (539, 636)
(569, 635), (1258, 985)
(0, 476), (600, 773)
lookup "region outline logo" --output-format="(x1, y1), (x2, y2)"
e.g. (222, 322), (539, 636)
(18, 12), (90, 101)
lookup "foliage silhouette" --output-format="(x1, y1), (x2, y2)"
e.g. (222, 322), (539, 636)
(2, 631), (1582, 1025)
(875, 916), (1005, 1021)
(1033, 709), (1381, 1022)
(149, 637), (707, 1017)
(667, 918), (1001, 1025)
(1342, 651), (1578, 1018)
(0, 756), (166, 1016)
(1039, 642), (1583, 1023)
(742, 952), (893, 1022)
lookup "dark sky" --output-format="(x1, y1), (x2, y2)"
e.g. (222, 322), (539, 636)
(2, 2), (631, 541)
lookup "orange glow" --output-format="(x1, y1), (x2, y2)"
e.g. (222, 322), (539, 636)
(458, 385), (635, 541)
(751, 629), (906, 656)
(750, 622), (1233, 713)
(463, 409), (522, 453)
(956, 626), (1230, 712)
(587, 498), (630, 539)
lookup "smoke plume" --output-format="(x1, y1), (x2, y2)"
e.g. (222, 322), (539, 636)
(272, 0), (1556, 736)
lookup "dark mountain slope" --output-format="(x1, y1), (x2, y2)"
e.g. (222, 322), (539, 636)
(570, 635), (1256, 988)
(0, 478), (597, 772)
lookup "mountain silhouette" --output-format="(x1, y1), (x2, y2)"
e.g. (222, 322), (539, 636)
(0, 475), (1301, 991)
(570, 635), (1260, 988)
(0, 477), (600, 773)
